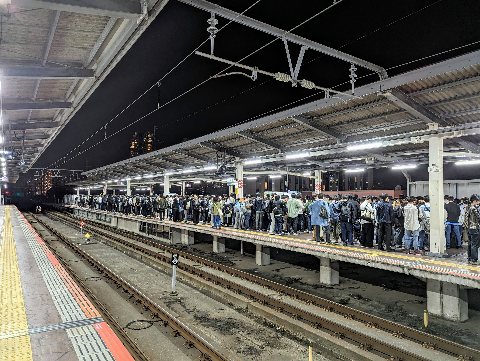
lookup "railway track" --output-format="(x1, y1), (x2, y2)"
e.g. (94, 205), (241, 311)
(42, 210), (480, 361)
(26, 212), (229, 361)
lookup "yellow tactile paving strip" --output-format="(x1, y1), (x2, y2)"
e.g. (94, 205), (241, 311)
(0, 208), (33, 361)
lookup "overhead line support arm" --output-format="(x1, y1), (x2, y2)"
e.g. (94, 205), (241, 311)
(178, 0), (388, 79)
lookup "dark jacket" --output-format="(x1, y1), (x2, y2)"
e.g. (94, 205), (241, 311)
(376, 201), (394, 224)
(445, 202), (461, 223)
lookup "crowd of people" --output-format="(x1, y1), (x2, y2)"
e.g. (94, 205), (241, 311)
(70, 192), (480, 264)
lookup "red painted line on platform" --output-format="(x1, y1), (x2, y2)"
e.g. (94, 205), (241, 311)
(17, 210), (134, 359)
(94, 322), (135, 361)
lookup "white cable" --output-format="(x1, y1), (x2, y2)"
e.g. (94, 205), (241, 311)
(49, 0), (264, 168)
(49, 0), (341, 168)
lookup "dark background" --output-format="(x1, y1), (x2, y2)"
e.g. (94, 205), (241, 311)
(22, 0), (480, 188)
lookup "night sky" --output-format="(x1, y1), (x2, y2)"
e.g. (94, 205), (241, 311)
(30, 0), (480, 181)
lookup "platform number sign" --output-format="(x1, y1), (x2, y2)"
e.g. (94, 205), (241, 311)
(171, 253), (179, 266)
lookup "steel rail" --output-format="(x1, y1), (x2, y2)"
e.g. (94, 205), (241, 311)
(29, 213), (229, 361)
(49, 211), (480, 361)
(24, 214), (150, 361)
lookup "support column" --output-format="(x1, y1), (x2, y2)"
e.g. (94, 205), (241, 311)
(126, 179), (131, 196)
(181, 181), (185, 196)
(103, 183), (107, 195)
(213, 235), (225, 253)
(87, 187), (91, 196)
(314, 170), (322, 194)
(428, 128), (446, 256)
(319, 257), (339, 285)
(235, 161), (244, 199)
(427, 279), (468, 321)
(180, 229), (194, 245)
(255, 244), (270, 266)
(76, 188), (80, 198)
(163, 174), (170, 196)
(112, 189), (116, 195)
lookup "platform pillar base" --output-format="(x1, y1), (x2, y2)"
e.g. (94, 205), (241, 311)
(181, 229), (194, 245)
(256, 244), (270, 266)
(319, 257), (339, 285)
(427, 279), (468, 321)
(213, 235), (225, 253)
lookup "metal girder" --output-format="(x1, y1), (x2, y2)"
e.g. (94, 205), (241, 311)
(6, 121), (59, 130)
(237, 130), (284, 151)
(199, 141), (240, 157)
(382, 89), (480, 152)
(178, 0), (388, 79)
(411, 75), (480, 96)
(3, 101), (72, 110)
(381, 89), (449, 126)
(0, 65), (94, 79)
(456, 139), (480, 154)
(175, 149), (212, 163)
(290, 115), (342, 140)
(13, 0), (143, 19)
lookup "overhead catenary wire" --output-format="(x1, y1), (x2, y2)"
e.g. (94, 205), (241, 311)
(48, 0), (342, 168)
(48, 0), (265, 168)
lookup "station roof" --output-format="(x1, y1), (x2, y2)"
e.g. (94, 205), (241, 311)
(81, 49), (480, 186)
(0, 0), (168, 182)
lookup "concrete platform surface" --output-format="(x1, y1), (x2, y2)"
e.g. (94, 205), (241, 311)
(0, 205), (134, 361)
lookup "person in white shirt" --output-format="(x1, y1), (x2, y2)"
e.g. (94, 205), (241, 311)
(403, 197), (421, 254)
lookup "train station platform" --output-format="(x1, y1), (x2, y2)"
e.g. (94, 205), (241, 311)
(69, 206), (479, 322)
(0, 205), (134, 361)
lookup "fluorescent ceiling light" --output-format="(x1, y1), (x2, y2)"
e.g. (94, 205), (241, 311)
(455, 159), (480, 166)
(165, 172), (174, 176)
(246, 176), (257, 180)
(347, 142), (383, 151)
(391, 164), (417, 170)
(244, 159), (262, 165)
(193, 180), (201, 184)
(134, 176), (142, 180)
(345, 168), (365, 173)
(144, 174), (154, 178)
(302, 172), (311, 176)
(182, 168), (195, 173)
(269, 175), (282, 178)
(203, 165), (216, 170)
(285, 152), (311, 159)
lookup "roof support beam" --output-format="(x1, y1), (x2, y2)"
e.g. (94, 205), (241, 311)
(381, 89), (449, 126)
(13, 0), (143, 19)
(199, 140), (241, 158)
(6, 121), (59, 130)
(178, 0), (388, 79)
(0, 65), (94, 79)
(3, 101), (72, 110)
(175, 149), (211, 163)
(290, 115), (342, 140)
(382, 89), (480, 153)
(237, 130), (284, 152)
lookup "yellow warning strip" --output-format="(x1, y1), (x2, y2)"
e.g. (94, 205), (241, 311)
(0, 207), (33, 361)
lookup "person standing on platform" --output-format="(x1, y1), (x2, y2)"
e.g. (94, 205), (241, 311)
(309, 194), (331, 243)
(403, 197), (421, 254)
(376, 194), (394, 251)
(465, 194), (480, 264)
(339, 195), (355, 246)
(212, 196), (223, 229)
(287, 194), (302, 235)
(360, 196), (375, 247)
(445, 195), (462, 248)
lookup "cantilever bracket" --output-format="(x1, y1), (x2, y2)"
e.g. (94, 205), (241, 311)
(282, 38), (307, 86)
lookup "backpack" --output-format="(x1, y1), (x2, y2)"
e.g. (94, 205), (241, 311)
(319, 204), (329, 219)
(340, 202), (351, 222)
(419, 205), (430, 231)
